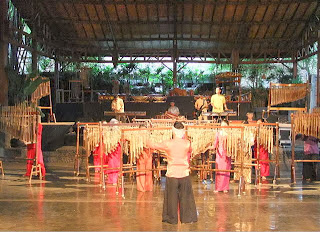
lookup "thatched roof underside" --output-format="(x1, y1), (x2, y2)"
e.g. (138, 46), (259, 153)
(10, 0), (320, 61)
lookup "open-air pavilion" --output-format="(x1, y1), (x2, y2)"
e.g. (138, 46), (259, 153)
(0, 0), (320, 104)
(0, 1), (320, 231)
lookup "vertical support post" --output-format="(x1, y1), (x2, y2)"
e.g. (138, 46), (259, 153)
(291, 113), (296, 184)
(99, 122), (105, 189)
(293, 59), (298, 80)
(317, 42), (320, 107)
(256, 124), (261, 185)
(267, 83), (272, 114)
(31, 27), (38, 74)
(172, 0), (178, 89)
(54, 60), (60, 89)
(84, 125), (90, 182)
(116, 129), (125, 198)
(173, 60), (177, 88)
(238, 127), (245, 196)
(54, 60), (60, 105)
(0, 0), (8, 106)
(75, 122), (80, 176)
(275, 122), (280, 179)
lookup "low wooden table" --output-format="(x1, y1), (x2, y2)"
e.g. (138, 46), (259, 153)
(104, 111), (147, 122)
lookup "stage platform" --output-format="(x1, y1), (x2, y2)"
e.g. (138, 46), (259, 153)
(41, 122), (75, 151)
(0, 161), (320, 231)
(55, 97), (251, 122)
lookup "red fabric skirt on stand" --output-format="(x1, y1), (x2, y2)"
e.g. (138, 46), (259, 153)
(25, 123), (46, 177)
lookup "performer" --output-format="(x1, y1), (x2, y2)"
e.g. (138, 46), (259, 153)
(207, 120), (231, 193)
(106, 118), (121, 184)
(93, 143), (106, 173)
(111, 95), (125, 122)
(165, 101), (180, 119)
(136, 126), (153, 192)
(255, 118), (270, 180)
(25, 123), (46, 177)
(243, 112), (255, 124)
(302, 135), (319, 181)
(92, 119), (121, 185)
(211, 87), (228, 113)
(146, 122), (197, 224)
(194, 95), (208, 120)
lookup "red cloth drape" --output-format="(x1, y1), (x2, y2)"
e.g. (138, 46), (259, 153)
(25, 123), (46, 177)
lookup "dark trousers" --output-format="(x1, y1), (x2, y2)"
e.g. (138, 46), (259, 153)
(303, 154), (319, 181)
(162, 176), (198, 224)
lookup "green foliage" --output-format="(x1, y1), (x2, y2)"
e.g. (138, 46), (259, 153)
(23, 76), (49, 96)
(6, 66), (48, 104)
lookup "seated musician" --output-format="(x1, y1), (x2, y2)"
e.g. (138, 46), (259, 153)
(243, 112), (255, 124)
(194, 95), (208, 120)
(165, 101), (180, 119)
(111, 95), (125, 122)
(211, 87), (228, 113)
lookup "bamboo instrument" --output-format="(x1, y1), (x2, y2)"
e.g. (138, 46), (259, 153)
(0, 102), (38, 143)
(293, 112), (320, 139)
(270, 83), (308, 106)
(31, 77), (51, 103)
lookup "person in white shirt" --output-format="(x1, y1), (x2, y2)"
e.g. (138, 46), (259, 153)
(166, 101), (180, 119)
(111, 95), (124, 122)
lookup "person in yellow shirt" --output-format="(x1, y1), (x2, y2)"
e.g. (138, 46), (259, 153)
(111, 95), (125, 122)
(194, 95), (208, 120)
(211, 87), (228, 113)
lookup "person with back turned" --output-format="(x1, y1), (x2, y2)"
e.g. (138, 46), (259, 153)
(146, 121), (197, 224)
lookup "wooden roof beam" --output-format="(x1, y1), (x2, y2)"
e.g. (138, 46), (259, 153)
(55, 36), (296, 43)
(44, 18), (308, 26)
(100, 0), (118, 53)
(45, 0), (318, 6)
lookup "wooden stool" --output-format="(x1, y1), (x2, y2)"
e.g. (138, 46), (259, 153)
(0, 161), (4, 177)
(29, 163), (42, 183)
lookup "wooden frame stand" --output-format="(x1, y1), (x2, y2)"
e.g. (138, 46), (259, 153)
(29, 162), (42, 183)
(0, 161), (4, 177)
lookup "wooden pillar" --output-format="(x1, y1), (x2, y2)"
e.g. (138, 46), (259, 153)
(317, 41), (320, 107)
(32, 36), (38, 74)
(0, 0), (8, 106)
(293, 59), (298, 80)
(173, 60), (177, 88)
(54, 60), (60, 89)
(31, 4), (38, 75)
(232, 49), (240, 71)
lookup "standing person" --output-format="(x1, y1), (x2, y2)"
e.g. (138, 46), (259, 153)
(106, 118), (121, 185)
(302, 135), (319, 181)
(207, 120), (231, 193)
(111, 95), (125, 122)
(211, 87), (228, 113)
(194, 95), (208, 120)
(136, 126), (153, 192)
(146, 122), (197, 224)
(255, 118), (270, 180)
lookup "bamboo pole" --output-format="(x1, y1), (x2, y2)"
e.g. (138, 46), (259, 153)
(291, 113), (296, 184)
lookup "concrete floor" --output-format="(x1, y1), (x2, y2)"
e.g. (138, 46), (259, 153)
(1, 162), (320, 231)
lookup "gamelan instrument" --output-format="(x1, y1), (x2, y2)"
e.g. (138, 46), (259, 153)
(202, 111), (237, 117)
(104, 111), (146, 117)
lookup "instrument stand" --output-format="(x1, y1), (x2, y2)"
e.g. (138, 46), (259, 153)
(29, 159), (42, 183)
(0, 161), (4, 177)
(38, 91), (56, 123)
